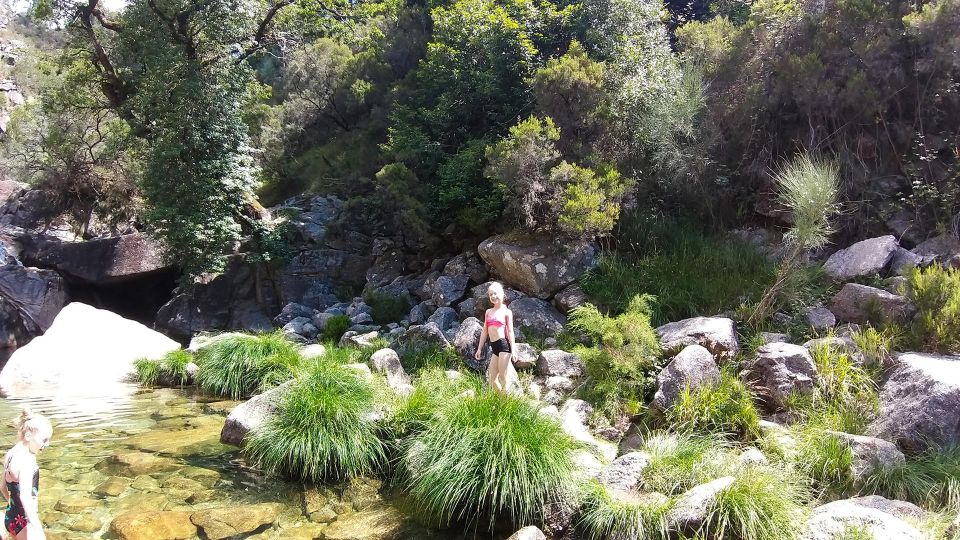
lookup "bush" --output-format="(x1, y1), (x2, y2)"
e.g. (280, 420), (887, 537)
(579, 219), (776, 324)
(391, 368), (482, 436)
(135, 349), (194, 387)
(658, 369), (762, 440)
(244, 357), (387, 481)
(402, 389), (577, 529)
(320, 314), (352, 342)
(862, 446), (960, 509)
(903, 264), (960, 353)
(569, 295), (663, 421)
(365, 289), (413, 325)
(194, 332), (302, 399)
(578, 480), (671, 540)
(398, 344), (460, 375)
(701, 465), (807, 540)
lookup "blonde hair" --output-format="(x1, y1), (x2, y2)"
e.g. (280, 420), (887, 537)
(487, 282), (506, 301)
(16, 409), (51, 442)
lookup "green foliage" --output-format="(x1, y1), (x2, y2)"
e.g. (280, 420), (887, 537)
(244, 357), (387, 480)
(133, 358), (162, 387)
(637, 432), (729, 494)
(659, 369), (762, 440)
(788, 341), (879, 434)
(578, 481), (671, 540)
(903, 264), (960, 353)
(553, 161), (634, 238)
(793, 429), (855, 496)
(391, 368), (482, 436)
(364, 288), (413, 325)
(862, 446), (960, 509)
(134, 349), (193, 387)
(194, 332), (302, 399)
(321, 315), (352, 343)
(702, 465), (806, 540)
(569, 296), (663, 420)
(579, 218), (776, 324)
(402, 389), (577, 529)
(850, 325), (899, 368)
(398, 344), (459, 375)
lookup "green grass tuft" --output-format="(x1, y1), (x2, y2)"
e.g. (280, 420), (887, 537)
(578, 481), (672, 540)
(398, 344), (460, 375)
(793, 428), (855, 497)
(134, 349), (194, 387)
(861, 445), (960, 509)
(392, 368), (482, 436)
(402, 389), (577, 529)
(244, 357), (387, 481)
(638, 432), (728, 495)
(701, 465), (807, 540)
(320, 314), (352, 343)
(903, 264), (960, 353)
(134, 358), (162, 386)
(194, 331), (302, 399)
(364, 289), (412, 325)
(658, 369), (762, 441)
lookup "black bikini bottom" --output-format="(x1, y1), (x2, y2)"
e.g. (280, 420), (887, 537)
(490, 338), (510, 355)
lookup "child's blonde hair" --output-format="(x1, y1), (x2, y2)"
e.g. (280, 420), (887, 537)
(487, 282), (506, 300)
(16, 409), (51, 442)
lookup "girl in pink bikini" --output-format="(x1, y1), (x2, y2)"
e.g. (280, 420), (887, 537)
(2, 409), (51, 540)
(474, 282), (519, 393)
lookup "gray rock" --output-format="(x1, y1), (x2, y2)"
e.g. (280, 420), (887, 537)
(407, 301), (434, 325)
(452, 317), (488, 370)
(911, 233), (960, 267)
(559, 399), (617, 460)
(350, 312), (374, 326)
(866, 352), (960, 453)
(667, 476), (736, 532)
(0, 264), (68, 352)
(804, 306), (836, 331)
(507, 526), (546, 540)
(826, 431), (905, 485)
(845, 495), (925, 521)
(283, 316), (315, 337)
(830, 283), (915, 324)
(510, 297), (567, 338)
(431, 275), (469, 308)
(274, 303), (316, 326)
(598, 451), (650, 492)
(656, 317), (739, 361)
(823, 235), (899, 281)
(427, 307), (458, 332)
(536, 350), (584, 377)
(802, 336), (866, 366)
(738, 448), (768, 466)
(889, 247), (922, 276)
(312, 312), (337, 331)
(553, 284), (588, 314)
(393, 322), (451, 354)
(477, 234), (597, 299)
(442, 251), (488, 284)
(760, 332), (790, 344)
(744, 342), (818, 410)
(455, 298), (477, 320)
(805, 498), (924, 540)
(17, 232), (169, 284)
(338, 331), (380, 348)
(368, 348), (411, 389)
(220, 382), (292, 446)
(545, 376), (574, 392)
(300, 343), (326, 359)
(512, 343), (538, 369)
(652, 344), (720, 410)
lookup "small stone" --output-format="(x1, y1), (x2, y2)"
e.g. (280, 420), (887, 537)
(93, 476), (132, 497)
(536, 350), (584, 377)
(508, 525), (547, 540)
(668, 476), (736, 532)
(804, 306), (836, 331)
(56, 494), (98, 514)
(68, 514), (102, 533)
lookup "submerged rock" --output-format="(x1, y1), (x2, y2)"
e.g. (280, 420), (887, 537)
(110, 510), (197, 540)
(190, 503), (282, 540)
(321, 506), (410, 540)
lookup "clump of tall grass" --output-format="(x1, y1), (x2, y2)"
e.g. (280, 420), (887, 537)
(135, 349), (194, 387)
(902, 264), (960, 353)
(398, 344), (460, 375)
(194, 331), (302, 399)
(850, 325), (899, 368)
(569, 295), (663, 421)
(578, 481), (672, 540)
(658, 369), (762, 441)
(861, 445), (960, 509)
(402, 389), (577, 529)
(320, 314), (352, 342)
(244, 357), (386, 481)
(788, 341), (879, 434)
(391, 368), (482, 436)
(701, 465), (807, 540)
(580, 218), (776, 324)
(792, 428), (855, 497)
(637, 432), (728, 495)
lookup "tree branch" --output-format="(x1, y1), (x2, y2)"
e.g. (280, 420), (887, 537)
(233, 0), (295, 64)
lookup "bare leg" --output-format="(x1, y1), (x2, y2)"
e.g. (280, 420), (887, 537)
(497, 352), (512, 394)
(486, 355), (501, 392)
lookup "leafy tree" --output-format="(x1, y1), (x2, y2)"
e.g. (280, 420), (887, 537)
(552, 160), (633, 237)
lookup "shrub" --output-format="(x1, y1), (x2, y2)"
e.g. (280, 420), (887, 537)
(134, 358), (162, 387)
(789, 342), (879, 433)
(659, 369), (762, 440)
(569, 295), (663, 421)
(701, 465), (807, 540)
(194, 332), (302, 399)
(320, 314), (352, 342)
(244, 357), (387, 481)
(398, 344), (459, 375)
(850, 325), (899, 368)
(903, 264), (960, 353)
(862, 445), (960, 509)
(402, 389), (577, 529)
(579, 219), (776, 324)
(578, 480), (672, 540)
(364, 289), (412, 325)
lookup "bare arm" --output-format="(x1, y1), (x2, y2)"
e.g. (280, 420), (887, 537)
(505, 309), (516, 353)
(19, 462), (45, 539)
(475, 311), (489, 358)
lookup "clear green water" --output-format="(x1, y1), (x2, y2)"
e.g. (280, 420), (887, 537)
(0, 387), (472, 540)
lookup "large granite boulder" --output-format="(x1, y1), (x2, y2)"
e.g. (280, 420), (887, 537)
(823, 236), (899, 281)
(866, 353), (960, 453)
(911, 233), (960, 268)
(553, 284), (588, 314)
(667, 476), (736, 533)
(220, 382), (292, 446)
(509, 297), (566, 338)
(452, 317), (489, 370)
(431, 275), (469, 307)
(536, 350), (584, 377)
(0, 264), (68, 353)
(0, 303), (179, 397)
(743, 342), (817, 410)
(826, 432), (905, 485)
(652, 344), (720, 410)
(442, 251), (488, 284)
(830, 283), (914, 324)
(392, 322), (450, 354)
(477, 234), (597, 299)
(805, 498), (924, 540)
(18, 232), (169, 284)
(598, 451), (650, 493)
(656, 317), (739, 361)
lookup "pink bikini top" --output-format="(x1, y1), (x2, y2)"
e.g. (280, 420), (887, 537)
(485, 310), (508, 328)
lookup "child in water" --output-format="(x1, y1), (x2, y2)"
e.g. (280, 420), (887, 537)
(1, 410), (51, 540)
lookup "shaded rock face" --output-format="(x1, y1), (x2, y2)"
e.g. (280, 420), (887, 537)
(805, 498), (924, 540)
(453, 317), (489, 371)
(656, 317), (739, 361)
(652, 345), (720, 411)
(17, 232), (169, 284)
(0, 302), (178, 398)
(830, 283), (914, 325)
(392, 322), (450, 354)
(477, 234), (597, 299)
(823, 235), (899, 281)
(867, 353), (960, 453)
(509, 297), (567, 338)
(0, 264), (67, 355)
(743, 342), (817, 410)
(911, 233), (960, 268)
